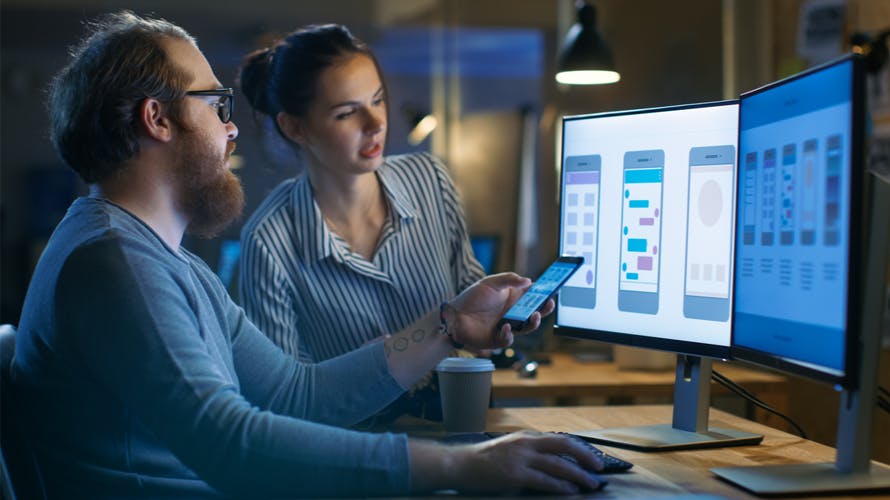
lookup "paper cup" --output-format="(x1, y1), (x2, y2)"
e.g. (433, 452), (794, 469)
(436, 357), (495, 432)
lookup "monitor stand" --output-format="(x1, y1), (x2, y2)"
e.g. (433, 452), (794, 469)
(571, 354), (763, 451)
(712, 171), (890, 495)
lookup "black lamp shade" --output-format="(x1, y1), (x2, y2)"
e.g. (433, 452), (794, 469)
(556, 2), (620, 85)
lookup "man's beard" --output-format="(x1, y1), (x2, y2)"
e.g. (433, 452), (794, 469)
(173, 125), (245, 238)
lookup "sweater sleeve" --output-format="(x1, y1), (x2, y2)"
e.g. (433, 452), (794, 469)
(56, 235), (410, 498)
(229, 301), (408, 426)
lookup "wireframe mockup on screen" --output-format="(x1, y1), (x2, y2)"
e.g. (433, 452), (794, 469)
(731, 56), (861, 387)
(557, 101), (739, 359)
(554, 101), (763, 451)
(713, 54), (890, 496)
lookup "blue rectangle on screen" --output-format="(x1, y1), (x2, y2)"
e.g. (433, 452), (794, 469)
(624, 168), (663, 183)
(734, 312), (844, 371)
(627, 239), (647, 252)
(740, 60), (851, 131)
(626, 273), (639, 280)
(567, 172), (600, 184)
(628, 200), (649, 208)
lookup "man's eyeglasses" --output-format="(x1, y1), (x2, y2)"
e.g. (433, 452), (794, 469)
(185, 88), (234, 124)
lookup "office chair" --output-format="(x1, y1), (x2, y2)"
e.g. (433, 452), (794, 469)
(0, 324), (46, 500)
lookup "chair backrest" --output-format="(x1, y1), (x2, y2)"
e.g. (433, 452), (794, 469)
(0, 324), (45, 500)
(0, 324), (12, 371)
(1, 324), (18, 500)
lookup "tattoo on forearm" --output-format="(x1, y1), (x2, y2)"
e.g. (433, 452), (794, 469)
(394, 337), (409, 352)
(385, 326), (433, 358)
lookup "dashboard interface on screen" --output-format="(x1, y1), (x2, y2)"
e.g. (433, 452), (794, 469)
(733, 59), (854, 378)
(557, 102), (739, 350)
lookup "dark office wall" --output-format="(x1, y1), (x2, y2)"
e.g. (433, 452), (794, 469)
(0, 0), (727, 324)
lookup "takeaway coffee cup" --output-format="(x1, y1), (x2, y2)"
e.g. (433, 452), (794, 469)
(436, 357), (495, 432)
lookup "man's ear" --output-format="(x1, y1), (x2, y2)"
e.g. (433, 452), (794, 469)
(137, 98), (174, 142)
(276, 112), (306, 146)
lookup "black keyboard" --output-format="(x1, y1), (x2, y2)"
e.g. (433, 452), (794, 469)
(438, 431), (634, 474)
(554, 432), (634, 473)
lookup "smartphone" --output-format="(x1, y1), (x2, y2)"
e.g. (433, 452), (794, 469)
(779, 143), (796, 246)
(741, 151), (757, 246)
(683, 145), (735, 322)
(497, 256), (584, 330)
(824, 135), (842, 246)
(760, 148), (777, 246)
(800, 138), (818, 245)
(618, 150), (664, 315)
(560, 155), (601, 310)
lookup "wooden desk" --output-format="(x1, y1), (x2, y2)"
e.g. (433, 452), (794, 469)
(392, 405), (890, 499)
(484, 405), (890, 499)
(492, 352), (790, 430)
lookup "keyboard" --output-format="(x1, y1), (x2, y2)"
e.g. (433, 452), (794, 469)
(554, 432), (634, 473)
(438, 431), (634, 474)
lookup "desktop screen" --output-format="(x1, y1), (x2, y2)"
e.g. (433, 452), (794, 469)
(216, 239), (241, 291)
(732, 56), (862, 386)
(470, 235), (499, 274)
(556, 101), (739, 358)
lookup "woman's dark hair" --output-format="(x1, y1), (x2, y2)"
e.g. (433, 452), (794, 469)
(238, 24), (385, 139)
(48, 11), (194, 183)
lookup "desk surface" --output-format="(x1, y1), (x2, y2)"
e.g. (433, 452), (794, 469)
(395, 405), (890, 499)
(492, 352), (787, 400)
(492, 352), (790, 430)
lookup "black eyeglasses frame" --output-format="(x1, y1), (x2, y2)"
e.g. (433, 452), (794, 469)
(184, 88), (234, 124)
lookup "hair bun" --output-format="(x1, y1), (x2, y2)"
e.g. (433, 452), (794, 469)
(238, 46), (276, 116)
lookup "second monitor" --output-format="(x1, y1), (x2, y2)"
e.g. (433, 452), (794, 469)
(556, 100), (762, 450)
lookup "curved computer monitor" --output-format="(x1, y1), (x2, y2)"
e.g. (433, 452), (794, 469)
(555, 100), (762, 450)
(713, 54), (890, 495)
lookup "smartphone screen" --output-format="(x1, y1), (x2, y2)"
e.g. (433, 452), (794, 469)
(742, 151), (757, 245)
(499, 256), (584, 330)
(779, 143), (797, 245)
(760, 148), (777, 246)
(618, 150), (664, 314)
(824, 135), (842, 246)
(683, 145), (736, 322)
(560, 155), (601, 310)
(800, 138), (818, 245)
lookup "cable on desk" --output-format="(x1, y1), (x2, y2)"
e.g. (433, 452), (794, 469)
(878, 394), (890, 414)
(711, 369), (808, 439)
(879, 385), (890, 399)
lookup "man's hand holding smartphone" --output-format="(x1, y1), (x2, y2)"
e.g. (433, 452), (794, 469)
(496, 256), (584, 331)
(441, 273), (556, 350)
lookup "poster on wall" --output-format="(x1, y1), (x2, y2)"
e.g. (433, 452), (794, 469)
(796, 0), (846, 65)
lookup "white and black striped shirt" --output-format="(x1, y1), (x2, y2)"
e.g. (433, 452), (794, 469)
(239, 152), (484, 362)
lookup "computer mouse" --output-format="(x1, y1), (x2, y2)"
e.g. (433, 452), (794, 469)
(562, 456), (608, 493)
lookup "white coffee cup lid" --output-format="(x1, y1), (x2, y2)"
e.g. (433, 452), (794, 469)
(436, 357), (495, 373)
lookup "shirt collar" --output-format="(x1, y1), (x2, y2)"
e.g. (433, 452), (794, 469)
(291, 176), (331, 264)
(377, 162), (419, 221)
(290, 160), (420, 265)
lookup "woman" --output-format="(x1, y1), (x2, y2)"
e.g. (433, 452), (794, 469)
(238, 24), (485, 420)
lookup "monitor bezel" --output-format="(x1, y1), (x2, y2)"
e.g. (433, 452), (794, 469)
(729, 54), (866, 389)
(554, 99), (741, 361)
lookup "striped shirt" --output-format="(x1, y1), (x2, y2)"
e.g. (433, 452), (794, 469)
(239, 152), (485, 362)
